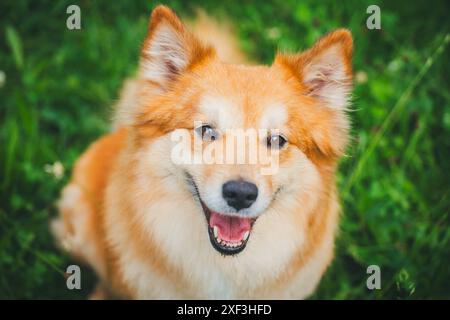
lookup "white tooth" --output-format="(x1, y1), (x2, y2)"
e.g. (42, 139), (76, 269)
(213, 226), (218, 238)
(243, 231), (250, 241)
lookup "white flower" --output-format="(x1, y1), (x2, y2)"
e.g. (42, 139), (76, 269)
(44, 161), (65, 180)
(355, 71), (368, 84)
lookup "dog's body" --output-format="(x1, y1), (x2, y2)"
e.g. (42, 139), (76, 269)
(52, 6), (353, 299)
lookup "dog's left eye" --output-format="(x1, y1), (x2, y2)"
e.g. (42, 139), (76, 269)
(195, 124), (219, 141)
(267, 134), (288, 149)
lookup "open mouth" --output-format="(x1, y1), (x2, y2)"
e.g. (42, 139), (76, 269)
(202, 202), (256, 255)
(185, 172), (256, 255)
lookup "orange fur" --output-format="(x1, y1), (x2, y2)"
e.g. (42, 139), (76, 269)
(52, 5), (353, 299)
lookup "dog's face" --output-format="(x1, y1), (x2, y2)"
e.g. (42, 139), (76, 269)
(126, 6), (352, 257)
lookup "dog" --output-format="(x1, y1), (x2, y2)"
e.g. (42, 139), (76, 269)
(51, 5), (353, 299)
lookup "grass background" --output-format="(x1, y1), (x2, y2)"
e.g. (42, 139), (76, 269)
(1, 0), (449, 299)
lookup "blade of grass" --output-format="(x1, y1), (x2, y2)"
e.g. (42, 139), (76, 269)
(5, 26), (24, 70)
(2, 121), (18, 191)
(30, 250), (67, 277)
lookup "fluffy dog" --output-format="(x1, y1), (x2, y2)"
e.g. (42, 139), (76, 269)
(52, 5), (353, 299)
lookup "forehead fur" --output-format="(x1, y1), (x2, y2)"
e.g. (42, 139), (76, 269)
(198, 95), (287, 130)
(192, 63), (294, 128)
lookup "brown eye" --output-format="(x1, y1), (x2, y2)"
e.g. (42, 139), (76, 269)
(195, 124), (219, 141)
(267, 134), (287, 149)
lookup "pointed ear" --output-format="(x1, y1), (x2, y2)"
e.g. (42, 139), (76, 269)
(275, 29), (353, 109)
(139, 5), (214, 88)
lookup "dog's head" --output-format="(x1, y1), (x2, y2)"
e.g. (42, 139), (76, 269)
(124, 6), (352, 257)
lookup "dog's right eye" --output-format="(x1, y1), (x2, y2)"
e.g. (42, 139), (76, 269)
(195, 125), (219, 141)
(267, 134), (288, 149)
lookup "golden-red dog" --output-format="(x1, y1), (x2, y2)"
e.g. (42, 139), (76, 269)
(52, 5), (353, 299)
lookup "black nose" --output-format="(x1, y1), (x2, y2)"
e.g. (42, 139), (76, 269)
(222, 180), (258, 211)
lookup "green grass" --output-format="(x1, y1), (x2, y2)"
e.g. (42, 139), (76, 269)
(1, 0), (449, 299)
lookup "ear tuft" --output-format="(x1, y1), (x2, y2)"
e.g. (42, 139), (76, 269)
(140, 5), (214, 87)
(276, 29), (353, 109)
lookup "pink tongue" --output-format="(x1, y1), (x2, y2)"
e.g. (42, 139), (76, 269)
(209, 212), (251, 241)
